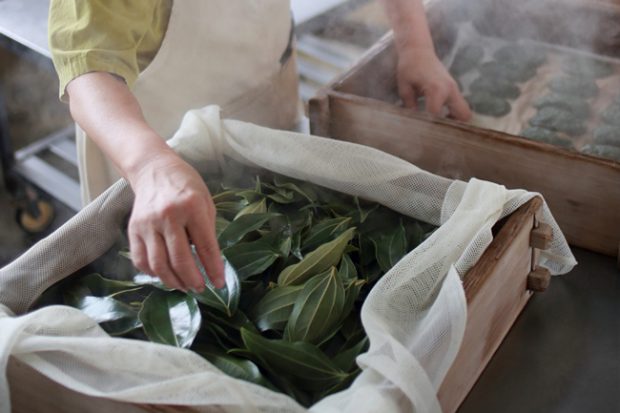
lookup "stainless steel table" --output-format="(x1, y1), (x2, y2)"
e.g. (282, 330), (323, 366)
(0, 0), (80, 212)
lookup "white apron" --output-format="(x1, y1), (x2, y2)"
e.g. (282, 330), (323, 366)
(76, 0), (300, 204)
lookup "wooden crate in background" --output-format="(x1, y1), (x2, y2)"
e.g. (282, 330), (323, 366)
(309, 0), (620, 258)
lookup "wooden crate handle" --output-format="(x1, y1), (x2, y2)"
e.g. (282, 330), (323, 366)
(527, 267), (551, 292)
(530, 223), (553, 250)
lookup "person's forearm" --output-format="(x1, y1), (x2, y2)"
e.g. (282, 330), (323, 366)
(66, 72), (176, 184)
(380, 0), (435, 53)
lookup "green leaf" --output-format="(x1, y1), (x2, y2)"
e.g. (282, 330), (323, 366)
(215, 200), (250, 217)
(139, 290), (201, 348)
(291, 231), (303, 260)
(223, 231), (290, 279)
(215, 216), (230, 238)
(212, 189), (242, 203)
(272, 175), (318, 203)
(191, 255), (241, 317)
(285, 267), (345, 344)
(234, 198), (267, 219)
(133, 273), (173, 291)
(332, 336), (369, 373)
(207, 354), (279, 391)
(252, 285), (304, 332)
(349, 196), (379, 224)
(240, 328), (348, 390)
(337, 254), (358, 282)
(263, 182), (297, 204)
(223, 246), (278, 280)
(370, 220), (408, 272)
(118, 249), (132, 260)
(236, 189), (262, 203)
(218, 213), (279, 248)
(278, 227), (355, 286)
(301, 217), (352, 252)
(74, 295), (142, 335)
(71, 273), (139, 297)
(339, 279), (366, 324)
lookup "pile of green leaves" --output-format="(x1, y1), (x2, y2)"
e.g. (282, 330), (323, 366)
(38, 164), (435, 406)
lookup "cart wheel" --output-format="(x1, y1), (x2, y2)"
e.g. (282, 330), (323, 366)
(16, 199), (55, 234)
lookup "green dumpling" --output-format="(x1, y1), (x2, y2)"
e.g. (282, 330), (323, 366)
(451, 44), (485, 77)
(563, 55), (614, 79)
(533, 93), (590, 119)
(601, 103), (620, 126)
(548, 75), (598, 98)
(593, 124), (620, 147)
(529, 106), (587, 136)
(470, 76), (521, 99)
(520, 126), (573, 148)
(581, 144), (620, 162)
(494, 44), (547, 68)
(479, 60), (537, 83)
(466, 92), (511, 117)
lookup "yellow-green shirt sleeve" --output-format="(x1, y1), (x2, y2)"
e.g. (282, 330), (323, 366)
(48, 0), (171, 102)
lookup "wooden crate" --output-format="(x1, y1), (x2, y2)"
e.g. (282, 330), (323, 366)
(8, 197), (551, 413)
(309, 0), (620, 258)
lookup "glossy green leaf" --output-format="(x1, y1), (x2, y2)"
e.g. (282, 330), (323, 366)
(215, 216), (230, 238)
(236, 189), (262, 203)
(223, 247), (278, 280)
(371, 220), (408, 272)
(338, 279), (366, 324)
(191, 256), (241, 317)
(223, 231), (290, 279)
(139, 290), (201, 348)
(74, 295), (142, 335)
(215, 200), (249, 217)
(252, 285), (303, 331)
(263, 182), (297, 204)
(278, 227), (355, 286)
(133, 273), (173, 291)
(291, 231), (303, 260)
(272, 175), (318, 203)
(332, 336), (369, 373)
(118, 249), (132, 260)
(240, 328), (348, 389)
(337, 254), (358, 282)
(234, 198), (267, 219)
(212, 189), (242, 203)
(285, 267), (345, 344)
(71, 273), (139, 297)
(301, 217), (352, 252)
(349, 196), (379, 224)
(207, 354), (278, 391)
(269, 203), (314, 234)
(218, 213), (279, 248)
(199, 310), (256, 350)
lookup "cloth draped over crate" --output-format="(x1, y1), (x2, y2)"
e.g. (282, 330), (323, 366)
(0, 106), (576, 413)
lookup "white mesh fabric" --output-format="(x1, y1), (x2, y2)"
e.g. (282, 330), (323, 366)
(0, 106), (576, 413)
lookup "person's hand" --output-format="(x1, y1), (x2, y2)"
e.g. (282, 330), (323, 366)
(395, 47), (472, 122)
(127, 152), (225, 292)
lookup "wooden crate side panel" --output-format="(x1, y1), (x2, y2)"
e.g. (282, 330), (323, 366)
(8, 357), (214, 413)
(324, 94), (620, 256)
(437, 201), (538, 413)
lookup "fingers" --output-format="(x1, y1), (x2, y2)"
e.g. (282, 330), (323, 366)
(129, 225), (186, 291)
(148, 232), (187, 291)
(398, 80), (418, 109)
(187, 201), (225, 289)
(413, 81), (471, 122)
(446, 87), (473, 122)
(424, 83), (450, 117)
(164, 223), (206, 292)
